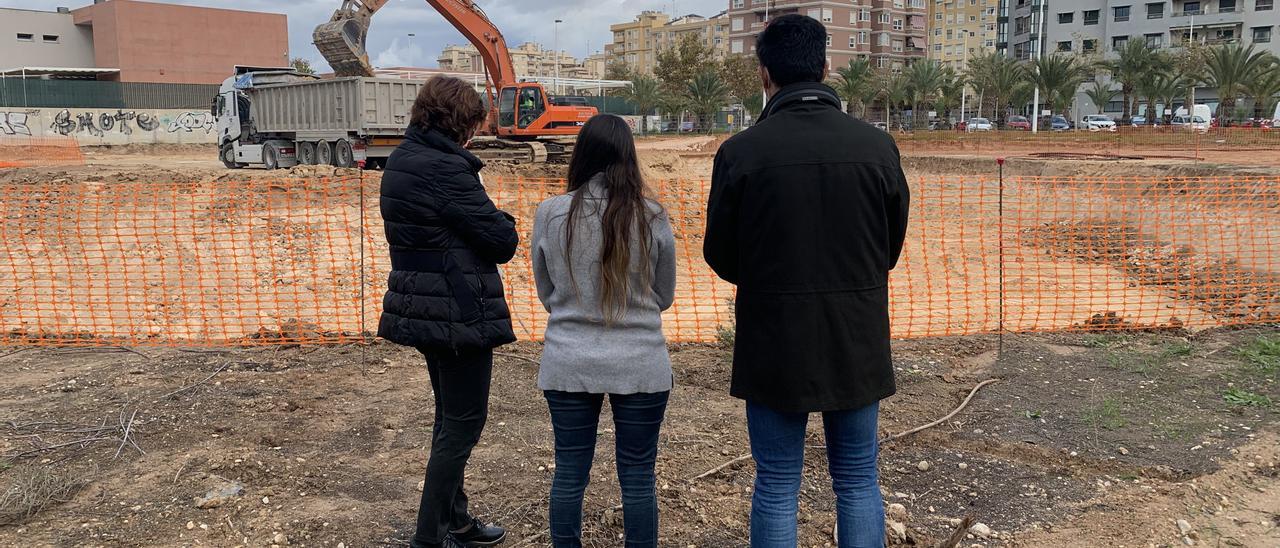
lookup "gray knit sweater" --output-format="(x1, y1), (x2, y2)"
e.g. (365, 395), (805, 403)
(531, 175), (676, 394)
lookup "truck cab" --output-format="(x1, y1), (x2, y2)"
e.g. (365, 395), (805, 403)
(215, 66), (312, 169)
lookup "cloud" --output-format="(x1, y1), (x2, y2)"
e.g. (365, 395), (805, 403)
(373, 36), (424, 68)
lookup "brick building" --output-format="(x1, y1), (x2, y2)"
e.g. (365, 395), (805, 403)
(607, 11), (730, 75)
(726, 0), (928, 72)
(928, 0), (999, 70)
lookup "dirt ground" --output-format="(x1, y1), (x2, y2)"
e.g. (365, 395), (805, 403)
(1, 137), (1278, 547)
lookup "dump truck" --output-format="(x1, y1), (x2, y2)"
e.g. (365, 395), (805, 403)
(214, 66), (424, 169)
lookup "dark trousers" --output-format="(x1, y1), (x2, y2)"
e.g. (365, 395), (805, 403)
(544, 390), (670, 548)
(412, 347), (493, 548)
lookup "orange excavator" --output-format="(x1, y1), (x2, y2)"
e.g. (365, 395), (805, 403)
(313, 0), (597, 162)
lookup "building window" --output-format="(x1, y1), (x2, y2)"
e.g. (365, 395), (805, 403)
(732, 0), (744, 7)
(16, 33), (34, 42)
(827, 33), (833, 47)
(1259, 0), (1275, 12)
(1254, 26), (1273, 43)
(851, 36), (858, 48)
(1058, 12), (1074, 24)
(1220, 0), (1237, 12)
(1114, 6), (1131, 22)
(1057, 40), (1073, 52)
(42, 34), (59, 43)
(1083, 10), (1100, 25)
(1147, 2), (1165, 18)
(732, 18), (744, 32)
(1145, 33), (1164, 47)
(1182, 1), (1202, 15)
(1113, 35), (1129, 50)
(731, 39), (744, 53)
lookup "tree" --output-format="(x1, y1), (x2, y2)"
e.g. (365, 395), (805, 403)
(1243, 57), (1280, 119)
(620, 75), (663, 134)
(1204, 43), (1272, 123)
(719, 54), (762, 116)
(905, 60), (946, 128)
(605, 59), (633, 81)
(1139, 72), (1182, 123)
(1173, 40), (1211, 120)
(685, 70), (730, 133)
(655, 35), (717, 96)
(933, 67), (965, 125)
(882, 71), (911, 128)
(1084, 80), (1119, 116)
(966, 51), (1026, 124)
(1029, 54), (1091, 117)
(290, 57), (316, 75)
(1107, 39), (1157, 119)
(830, 58), (875, 117)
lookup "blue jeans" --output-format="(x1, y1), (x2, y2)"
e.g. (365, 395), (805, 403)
(544, 390), (670, 548)
(747, 401), (884, 548)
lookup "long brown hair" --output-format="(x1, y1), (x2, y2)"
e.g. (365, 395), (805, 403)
(563, 115), (659, 325)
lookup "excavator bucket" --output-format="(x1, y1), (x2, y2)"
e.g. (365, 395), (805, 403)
(313, 17), (375, 77)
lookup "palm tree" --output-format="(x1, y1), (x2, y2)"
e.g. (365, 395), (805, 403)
(1107, 39), (1157, 119)
(1030, 54), (1091, 117)
(620, 75), (663, 134)
(966, 51), (1026, 125)
(1084, 80), (1119, 116)
(1204, 43), (1273, 123)
(1242, 56), (1280, 120)
(905, 60), (946, 129)
(884, 72), (912, 129)
(933, 68), (965, 125)
(831, 59), (875, 117)
(1140, 72), (1183, 123)
(685, 70), (730, 133)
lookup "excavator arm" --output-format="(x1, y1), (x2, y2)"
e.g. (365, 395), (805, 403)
(313, 0), (390, 77)
(315, 0), (518, 92)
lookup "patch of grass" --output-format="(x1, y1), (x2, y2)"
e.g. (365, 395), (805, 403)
(1105, 339), (1194, 376)
(715, 325), (735, 348)
(1023, 410), (1043, 419)
(1161, 340), (1193, 358)
(0, 464), (88, 525)
(1083, 333), (1130, 349)
(1083, 397), (1128, 431)
(1223, 388), (1273, 408)
(1239, 335), (1280, 375)
(1152, 421), (1192, 441)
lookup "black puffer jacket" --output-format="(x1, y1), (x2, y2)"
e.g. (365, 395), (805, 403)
(378, 125), (519, 351)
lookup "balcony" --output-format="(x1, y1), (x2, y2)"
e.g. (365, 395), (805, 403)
(1171, 6), (1245, 27)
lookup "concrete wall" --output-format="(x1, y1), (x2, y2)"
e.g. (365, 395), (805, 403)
(72, 0), (289, 85)
(0, 8), (96, 68)
(0, 106), (216, 145)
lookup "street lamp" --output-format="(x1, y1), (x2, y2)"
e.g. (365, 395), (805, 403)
(554, 19), (563, 95)
(407, 33), (416, 68)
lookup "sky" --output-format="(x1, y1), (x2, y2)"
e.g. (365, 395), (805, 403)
(3, 0), (730, 72)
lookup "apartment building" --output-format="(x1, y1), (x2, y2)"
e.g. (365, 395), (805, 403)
(726, 0), (929, 72)
(606, 11), (730, 75)
(928, 0), (1000, 69)
(437, 42), (584, 80)
(996, 0), (1050, 60)
(1047, 0), (1279, 58)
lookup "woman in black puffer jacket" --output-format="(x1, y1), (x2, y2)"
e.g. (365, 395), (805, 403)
(379, 76), (517, 548)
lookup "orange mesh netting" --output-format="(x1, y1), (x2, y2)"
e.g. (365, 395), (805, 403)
(894, 127), (1280, 157)
(1, 174), (1277, 347)
(0, 137), (85, 168)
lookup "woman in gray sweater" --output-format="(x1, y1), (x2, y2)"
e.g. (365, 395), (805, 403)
(531, 114), (676, 548)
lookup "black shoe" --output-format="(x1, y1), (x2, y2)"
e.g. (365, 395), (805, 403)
(451, 517), (507, 547)
(440, 536), (466, 548)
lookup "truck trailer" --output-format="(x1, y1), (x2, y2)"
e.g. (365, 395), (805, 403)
(215, 66), (424, 169)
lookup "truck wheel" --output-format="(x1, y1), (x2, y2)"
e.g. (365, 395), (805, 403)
(316, 140), (333, 166)
(297, 142), (317, 165)
(334, 139), (355, 168)
(220, 143), (244, 169)
(263, 143), (280, 170)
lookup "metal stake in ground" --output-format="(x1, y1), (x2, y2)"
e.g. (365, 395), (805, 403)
(997, 157), (1006, 359)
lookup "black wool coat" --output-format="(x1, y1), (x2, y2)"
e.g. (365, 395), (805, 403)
(378, 125), (519, 352)
(704, 82), (911, 413)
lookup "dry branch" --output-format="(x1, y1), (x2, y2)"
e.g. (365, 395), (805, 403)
(158, 361), (232, 400)
(880, 379), (999, 445)
(494, 351), (541, 367)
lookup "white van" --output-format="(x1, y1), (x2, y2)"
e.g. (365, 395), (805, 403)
(1273, 101), (1280, 128)
(1173, 104), (1212, 132)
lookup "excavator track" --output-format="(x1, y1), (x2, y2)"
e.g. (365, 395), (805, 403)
(467, 138), (572, 164)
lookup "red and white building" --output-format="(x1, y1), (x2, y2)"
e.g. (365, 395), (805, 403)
(726, 0), (928, 72)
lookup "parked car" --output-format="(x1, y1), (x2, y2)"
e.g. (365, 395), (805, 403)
(1048, 115), (1072, 131)
(966, 117), (994, 131)
(955, 120), (967, 131)
(1130, 115), (1147, 126)
(873, 121), (889, 131)
(1170, 115), (1210, 132)
(1006, 115), (1031, 131)
(1083, 114), (1117, 132)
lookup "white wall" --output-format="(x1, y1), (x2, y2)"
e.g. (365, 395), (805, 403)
(0, 107), (217, 145)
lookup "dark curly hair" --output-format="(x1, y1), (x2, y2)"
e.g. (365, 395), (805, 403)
(410, 76), (487, 142)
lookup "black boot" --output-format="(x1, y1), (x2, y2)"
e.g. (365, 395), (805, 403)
(451, 517), (507, 547)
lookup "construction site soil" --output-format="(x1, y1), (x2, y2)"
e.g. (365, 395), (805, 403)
(1, 137), (1278, 547)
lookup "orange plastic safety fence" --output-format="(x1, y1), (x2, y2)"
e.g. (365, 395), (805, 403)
(0, 137), (86, 168)
(894, 127), (1280, 157)
(1, 174), (1276, 347)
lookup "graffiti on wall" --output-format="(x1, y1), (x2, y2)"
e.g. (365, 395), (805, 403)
(1, 110), (36, 136)
(167, 112), (215, 134)
(50, 109), (165, 136)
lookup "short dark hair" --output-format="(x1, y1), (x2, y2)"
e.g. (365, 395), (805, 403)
(410, 76), (487, 141)
(755, 14), (827, 87)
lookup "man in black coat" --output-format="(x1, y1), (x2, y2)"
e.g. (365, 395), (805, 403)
(704, 14), (910, 548)
(379, 77), (515, 548)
